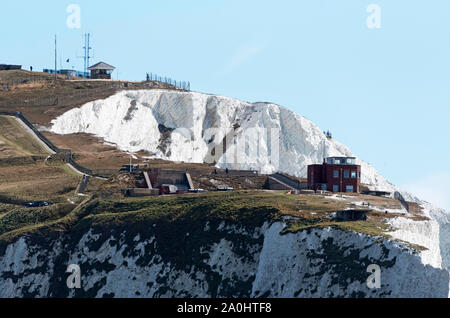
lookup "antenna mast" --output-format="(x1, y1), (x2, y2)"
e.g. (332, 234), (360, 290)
(54, 35), (57, 80)
(80, 33), (92, 74)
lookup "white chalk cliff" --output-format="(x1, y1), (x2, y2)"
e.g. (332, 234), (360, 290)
(50, 90), (450, 270)
(0, 221), (448, 298)
(50, 90), (394, 191)
(1, 89), (445, 298)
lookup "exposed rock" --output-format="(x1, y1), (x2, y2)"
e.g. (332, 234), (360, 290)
(0, 221), (448, 298)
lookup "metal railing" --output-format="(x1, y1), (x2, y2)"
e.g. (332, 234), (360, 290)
(146, 73), (190, 90)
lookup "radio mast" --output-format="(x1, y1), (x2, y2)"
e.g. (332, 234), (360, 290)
(54, 34), (57, 80)
(78, 33), (93, 75)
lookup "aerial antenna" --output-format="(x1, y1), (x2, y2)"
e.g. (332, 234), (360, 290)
(77, 33), (93, 75)
(86, 33), (92, 71)
(54, 34), (57, 80)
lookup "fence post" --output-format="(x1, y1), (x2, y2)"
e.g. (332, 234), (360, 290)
(146, 72), (190, 90)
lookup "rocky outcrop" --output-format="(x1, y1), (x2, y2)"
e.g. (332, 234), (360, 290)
(1, 220), (448, 298)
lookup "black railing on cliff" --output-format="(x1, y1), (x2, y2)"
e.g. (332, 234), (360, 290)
(146, 73), (190, 90)
(0, 111), (109, 178)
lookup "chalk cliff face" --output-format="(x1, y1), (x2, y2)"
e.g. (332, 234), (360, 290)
(50, 89), (395, 192)
(48, 89), (450, 278)
(0, 220), (448, 298)
(41, 90), (450, 297)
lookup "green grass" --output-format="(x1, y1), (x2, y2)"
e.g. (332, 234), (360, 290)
(283, 219), (392, 237)
(0, 203), (16, 214)
(0, 191), (281, 246)
(59, 163), (83, 177)
(0, 114), (84, 221)
(80, 191), (347, 227)
(83, 191), (282, 225)
(0, 203), (74, 236)
(0, 195), (93, 246)
(0, 190), (427, 253)
(0, 191), (360, 247)
(0, 116), (49, 157)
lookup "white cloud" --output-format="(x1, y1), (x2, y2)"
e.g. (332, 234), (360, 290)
(402, 172), (450, 212)
(218, 43), (265, 76)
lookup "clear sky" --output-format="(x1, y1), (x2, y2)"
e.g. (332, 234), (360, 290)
(1, 1), (449, 210)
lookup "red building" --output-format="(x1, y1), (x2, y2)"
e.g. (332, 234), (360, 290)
(307, 157), (361, 193)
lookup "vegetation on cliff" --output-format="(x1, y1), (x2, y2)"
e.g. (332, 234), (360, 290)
(0, 190), (416, 254)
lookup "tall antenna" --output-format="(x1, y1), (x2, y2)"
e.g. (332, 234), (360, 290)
(54, 34), (57, 80)
(88, 34), (93, 69)
(78, 33), (93, 75)
(83, 34), (86, 73)
(83, 33), (92, 73)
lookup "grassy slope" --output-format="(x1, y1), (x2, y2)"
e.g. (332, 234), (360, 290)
(0, 70), (180, 126)
(0, 191), (417, 252)
(0, 116), (49, 158)
(0, 114), (81, 204)
(0, 70), (118, 125)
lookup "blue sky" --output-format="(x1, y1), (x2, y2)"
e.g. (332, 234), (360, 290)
(1, 1), (449, 209)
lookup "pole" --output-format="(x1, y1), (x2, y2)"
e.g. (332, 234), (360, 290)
(82, 33), (92, 74)
(84, 33), (87, 74)
(54, 35), (57, 81)
(87, 33), (91, 70)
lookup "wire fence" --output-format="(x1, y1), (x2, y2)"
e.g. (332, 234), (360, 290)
(147, 73), (190, 90)
(0, 72), (191, 114)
